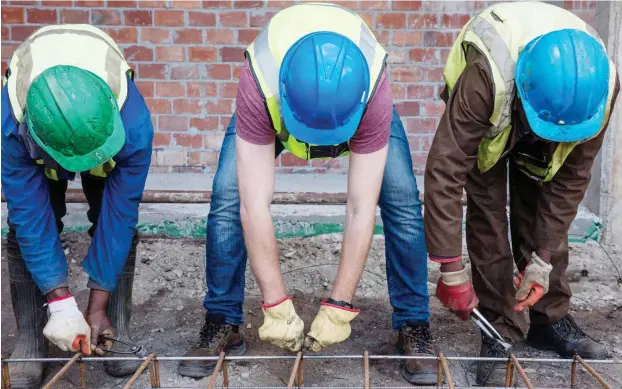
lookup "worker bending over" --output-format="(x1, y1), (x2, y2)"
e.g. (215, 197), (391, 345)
(1, 25), (153, 388)
(424, 2), (619, 385)
(179, 3), (436, 385)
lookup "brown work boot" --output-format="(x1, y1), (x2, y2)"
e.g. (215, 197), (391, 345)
(396, 323), (437, 385)
(178, 313), (246, 378)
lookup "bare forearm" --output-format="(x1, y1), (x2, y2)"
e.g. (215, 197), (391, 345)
(241, 205), (287, 304)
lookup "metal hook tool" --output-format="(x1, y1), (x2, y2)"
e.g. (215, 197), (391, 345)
(98, 335), (145, 356)
(470, 308), (512, 351)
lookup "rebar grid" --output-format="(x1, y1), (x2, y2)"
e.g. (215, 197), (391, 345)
(1, 353), (619, 389)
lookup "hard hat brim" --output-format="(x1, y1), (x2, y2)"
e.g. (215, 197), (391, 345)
(281, 96), (365, 146)
(28, 108), (126, 173)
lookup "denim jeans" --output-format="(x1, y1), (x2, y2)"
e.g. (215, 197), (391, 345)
(203, 106), (430, 329)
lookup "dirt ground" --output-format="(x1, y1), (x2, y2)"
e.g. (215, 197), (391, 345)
(1, 233), (621, 389)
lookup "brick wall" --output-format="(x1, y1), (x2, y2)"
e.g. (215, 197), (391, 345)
(1, 0), (597, 174)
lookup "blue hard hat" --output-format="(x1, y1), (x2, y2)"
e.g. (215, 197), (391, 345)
(516, 29), (610, 143)
(280, 32), (370, 146)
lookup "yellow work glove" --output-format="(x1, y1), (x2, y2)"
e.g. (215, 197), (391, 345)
(304, 302), (360, 352)
(258, 297), (304, 352)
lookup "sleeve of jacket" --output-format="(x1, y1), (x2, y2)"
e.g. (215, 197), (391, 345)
(533, 75), (620, 251)
(424, 50), (495, 261)
(1, 86), (68, 294)
(81, 79), (153, 292)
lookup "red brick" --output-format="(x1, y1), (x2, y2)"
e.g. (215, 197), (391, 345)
(204, 133), (224, 149)
(124, 45), (154, 61)
(171, 64), (204, 79)
(159, 116), (189, 131)
(390, 67), (420, 82)
(408, 13), (438, 29)
(419, 101), (445, 117)
(266, 0), (294, 8)
(155, 10), (184, 26)
(440, 13), (470, 29)
(207, 99), (233, 114)
(392, 31), (423, 46)
(91, 9), (122, 25)
(249, 10), (274, 27)
(174, 133), (203, 148)
(377, 13), (406, 29)
(42, 0), (73, 6)
(391, 84), (406, 100)
(138, 63), (168, 79)
(174, 99), (203, 114)
(75, 0), (104, 6)
(219, 82), (238, 98)
(220, 11), (248, 27)
(189, 46), (218, 62)
(201, 0), (232, 8)
(188, 11), (216, 26)
(172, 0), (202, 8)
(61, 9), (89, 23)
(219, 46), (244, 62)
(189, 151), (218, 166)
(190, 116), (219, 130)
(422, 66), (444, 82)
(406, 118), (437, 133)
(440, 48), (450, 62)
(153, 132), (172, 147)
(145, 98), (172, 114)
(327, 1), (356, 10)
(124, 10), (152, 26)
(411, 153), (427, 172)
(205, 29), (234, 44)
(135, 81), (154, 97)
(235, 0), (262, 7)
(156, 46), (185, 62)
(11, 25), (39, 41)
(7, 1), (39, 5)
(156, 149), (187, 166)
(2, 44), (18, 60)
(407, 84), (435, 99)
(376, 30), (390, 46)
(395, 101), (420, 116)
(107, 0), (137, 7)
(386, 48), (408, 64)
(232, 63), (243, 79)
(187, 81), (217, 97)
(420, 135), (434, 151)
(156, 82), (186, 97)
(359, 13), (375, 29)
(27, 9), (57, 23)
(409, 48), (439, 64)
(106, 27), (138, 43)
(141, 28), (170, 43)
(1, 61), (7, 76)
(237, 29), (259, 44)
(138, 0), (169, 7)
(206, 64), (231, 80)
(1, 26), (9, 41)
(359, 1), (389, 11)
(423, 31), (453, 47)
(392, 0), (421, 10)
(281, 152), (308, 167)
(174, 28), (203, 43)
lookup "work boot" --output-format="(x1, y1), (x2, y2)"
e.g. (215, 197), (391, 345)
(396, 323), (437, 385)
(178, 313), (246, 378)
(476, 331), (512, 386)
(527, 315), (609, 359)
(6, 233), (47, 389)
(104, 235), (141, 377)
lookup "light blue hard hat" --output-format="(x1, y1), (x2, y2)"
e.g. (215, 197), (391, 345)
(516, 29), (610, 142)
(280, 32), (370, 146)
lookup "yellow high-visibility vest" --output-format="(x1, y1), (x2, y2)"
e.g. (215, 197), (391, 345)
(245, 3), (387, 160)
(443, 2), (616, 181)
(4, 24), (131, 179)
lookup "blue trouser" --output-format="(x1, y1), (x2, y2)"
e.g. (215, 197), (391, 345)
(203, 106), (430, 329)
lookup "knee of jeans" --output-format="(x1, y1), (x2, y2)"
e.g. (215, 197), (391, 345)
(210, 171), (240, 214)
(380, 175), (422, 215)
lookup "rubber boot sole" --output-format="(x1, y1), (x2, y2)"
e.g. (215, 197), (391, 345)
(526, 338), (609, 359)
(178, 341), (247, 379)
(395, 345), (437, 385)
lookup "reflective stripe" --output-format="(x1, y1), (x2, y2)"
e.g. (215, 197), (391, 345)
(358, 23), (376, 73)
(253, 26), (280, 98)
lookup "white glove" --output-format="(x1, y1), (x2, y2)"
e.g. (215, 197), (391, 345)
(43, 296), (91, 354)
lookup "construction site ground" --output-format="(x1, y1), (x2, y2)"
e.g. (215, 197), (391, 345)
(1, 233), (621, 389)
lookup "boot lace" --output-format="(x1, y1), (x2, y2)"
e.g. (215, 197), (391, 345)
(196, 318), (230, 349)
(402, 325), (432, 354)
(553, 315), (586, 341)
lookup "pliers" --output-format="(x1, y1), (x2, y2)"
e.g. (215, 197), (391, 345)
(98, 335), (145, 356)
(470, 308), (512, 351)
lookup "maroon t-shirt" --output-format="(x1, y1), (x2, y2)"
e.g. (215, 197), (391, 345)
(236, 59), (392, 154)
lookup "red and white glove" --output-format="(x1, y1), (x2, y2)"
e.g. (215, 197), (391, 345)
(514, 252), (553, 312)
(43, 295), (91, 355)
(436, 267), (478, 321)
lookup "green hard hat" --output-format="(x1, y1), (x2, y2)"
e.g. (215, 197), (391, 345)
(25, 65), (125, 172)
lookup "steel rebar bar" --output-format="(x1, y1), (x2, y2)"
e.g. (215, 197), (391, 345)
(504, 358), (514, 387)
(571, 358), (578, 388)
(78, 359), (86, 388)
(363, 351), (370, 389)
(439, 353), (454, 389)
(124, 353), (157, 389)
(511, 354), (535, 389)
(206, 351), (226, 389)
(287, 352), (303, 389)
(42, 353), (82, 389)
(1, 359), (10, 389)
(296, 354), (304, 387)
(574, 356), (612, 389)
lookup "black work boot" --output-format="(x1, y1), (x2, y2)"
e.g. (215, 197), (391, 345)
(527, 315), (609, 359)
(476, 332), (512, 386)
(178, 313), (246, 378)
(6, 233), (47, 389)
(396, 323), (437, 385)
(104, 235), (141, 377)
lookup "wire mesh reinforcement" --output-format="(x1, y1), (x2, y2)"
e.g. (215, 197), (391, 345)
(1, 353), (619, 389)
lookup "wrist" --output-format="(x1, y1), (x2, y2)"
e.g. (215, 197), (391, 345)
(440, 261), (465, 273)
(325, 298), (354, 309)
(46, 287), (72, 303)
(86, 289), (111, 313)
(535, 248), (552, 264)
